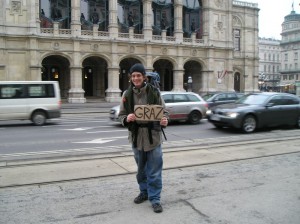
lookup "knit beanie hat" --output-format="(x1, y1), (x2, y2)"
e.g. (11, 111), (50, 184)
(129, 63), (146, 75)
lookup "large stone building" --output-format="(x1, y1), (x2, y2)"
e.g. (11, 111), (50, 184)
(258, 37), (281, 91)
(280, 8), (300, 94)
(0, 0), (259, 103)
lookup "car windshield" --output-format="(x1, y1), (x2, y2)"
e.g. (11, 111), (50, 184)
(236, 94), (269, 105)
(202, 94), (214, 100)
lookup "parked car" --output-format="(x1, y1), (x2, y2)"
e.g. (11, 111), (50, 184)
(202, 92), (244, 108)
(109, 91), (208, 124)
(206, 92), (300, 133)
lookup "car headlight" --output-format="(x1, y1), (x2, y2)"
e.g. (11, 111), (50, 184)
(206, 110), (212, 115)
(224, 112), (239, 118)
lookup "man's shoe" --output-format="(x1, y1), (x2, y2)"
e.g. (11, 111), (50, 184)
(134, 193), (148, 204)
(152, 203), (163, 213)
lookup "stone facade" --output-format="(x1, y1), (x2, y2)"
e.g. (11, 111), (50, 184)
(258, 37), (281, 91)
(0, 0), (259, 103)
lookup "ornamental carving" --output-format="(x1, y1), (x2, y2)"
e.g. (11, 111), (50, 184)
(11, 1), (21, 14)
(217, 21), (223, 30)
(232, 16), (242, 27)
(53, 42), (60, 50)
(192, 49), (197, 56)
(130, 46), (135, 53)
(215, 0), (224, 8)
(162, 48), (168, 54)
(92, 44), (99, 51)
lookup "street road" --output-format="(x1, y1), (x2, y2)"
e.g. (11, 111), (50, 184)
(1, 113), (300, 161)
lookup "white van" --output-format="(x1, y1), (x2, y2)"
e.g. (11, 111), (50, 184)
(0, 81), (61, 125)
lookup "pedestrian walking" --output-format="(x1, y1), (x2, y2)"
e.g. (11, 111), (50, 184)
(118, 63), (168, 213)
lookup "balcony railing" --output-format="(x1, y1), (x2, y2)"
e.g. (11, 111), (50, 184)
(232, 0), (258, 8)
(40, 28), (205, 46)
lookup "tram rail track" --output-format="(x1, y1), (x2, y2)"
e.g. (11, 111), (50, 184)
(0, 135), (299, 189)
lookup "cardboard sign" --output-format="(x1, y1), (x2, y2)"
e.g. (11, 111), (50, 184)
(134, 105), (164, 121)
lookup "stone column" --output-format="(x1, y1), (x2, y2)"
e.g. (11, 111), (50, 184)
(200, 70), (211, 94)
(143, 0), (152, 41)
(71, 0), (81, 37)
(172, 69), (185, 92)
(174, 1), (183, 43)
(105, 66), (122, 102)
(68, 41), (85, 103)
(68, 66), (86, 103)
(53, 22), (59, 36)
(108, 0), (118, 39)
(29, 37), (41, 80)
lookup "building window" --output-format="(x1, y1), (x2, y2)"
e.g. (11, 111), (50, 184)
(295, 52), (298, 60)
(233, 29), (240, 51)
(80, 0), (109, 31)
(289, 75), (294, 80)
(182, 0), (202, 39)
(40, 0), (71, 29)
(283, 75), (287, 80)
(152, 0), (175, 36)
(284, 53), (288, 61)
(118, 0), (143, 34)
(295, 63), (298, 70)
(264, 65), (266, 72)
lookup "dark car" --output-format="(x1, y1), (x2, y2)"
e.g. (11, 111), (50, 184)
(202, 92), (244, 108)
(206, 92), (300, 133)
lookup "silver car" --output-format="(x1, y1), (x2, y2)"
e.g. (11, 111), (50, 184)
(109, 91), (208, 124)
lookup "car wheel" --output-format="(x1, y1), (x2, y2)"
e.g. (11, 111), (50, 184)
(297, 116), (300, 128)
(31, 111), (47, 126)
(241, 115), (256, 133)
(188, 111), (201, 124)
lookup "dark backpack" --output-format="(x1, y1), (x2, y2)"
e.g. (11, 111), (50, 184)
(146, 72), (160, 90)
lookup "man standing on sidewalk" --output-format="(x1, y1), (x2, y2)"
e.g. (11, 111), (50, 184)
(118, 63), (168, 213)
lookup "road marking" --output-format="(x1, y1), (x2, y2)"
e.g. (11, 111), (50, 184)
(74, 138), (115, 144)
(87, 130), (127, 133)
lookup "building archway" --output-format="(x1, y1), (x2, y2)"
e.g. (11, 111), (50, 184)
(82, 57), (108, 98)
(41, 55), (70, 98)
(184, 60), (202, 93)
(153, 59), (173, 91)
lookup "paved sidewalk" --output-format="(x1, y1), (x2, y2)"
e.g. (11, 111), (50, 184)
(61, 99), (118, 114)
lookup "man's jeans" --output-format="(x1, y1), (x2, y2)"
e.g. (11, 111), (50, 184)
(132, 145), (163, 205)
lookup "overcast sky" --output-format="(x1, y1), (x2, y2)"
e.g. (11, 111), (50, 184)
(248, 0), (295, 39)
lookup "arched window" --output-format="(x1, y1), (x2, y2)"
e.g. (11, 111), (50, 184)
(182, 0), (202, 39)
(118, 0), (143, 34)
(152, 0), (174, 36)
(80, 0), (109, 31)
(40, 0), (71, 29)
